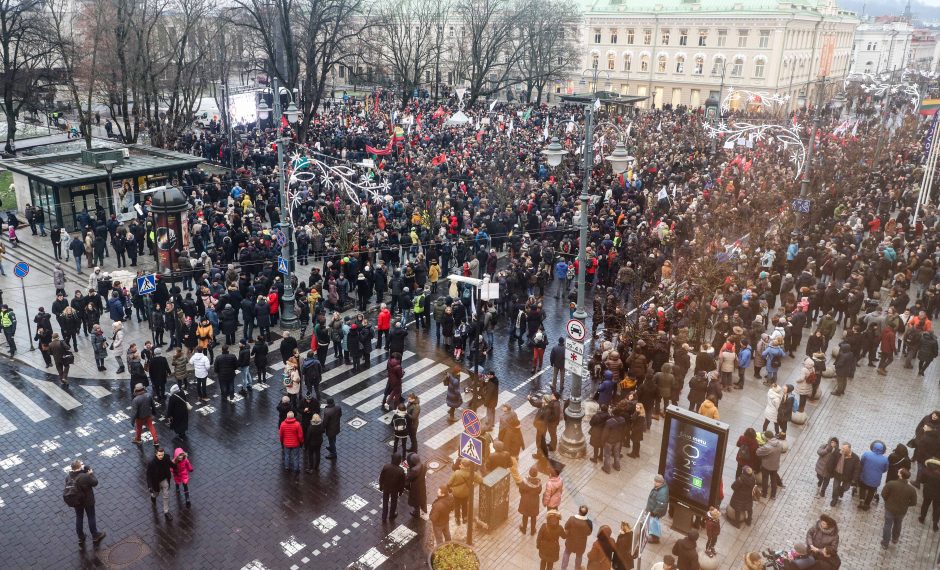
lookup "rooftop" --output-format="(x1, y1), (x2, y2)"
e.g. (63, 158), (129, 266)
(1, 144), (205, 187)
(578, 0), (856, 18)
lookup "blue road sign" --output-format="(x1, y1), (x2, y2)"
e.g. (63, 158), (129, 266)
(277, 256), (289, 276)
(791, 198), (811, 213)
(274, 229), (287, 247)
(459, 432), (483, 466)
(461, 409), (481, 437)
(13, 262), (29, 278)
(136, 274), (157, 295)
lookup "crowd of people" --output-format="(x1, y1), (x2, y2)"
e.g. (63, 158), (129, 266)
(35, 83), (940, 568)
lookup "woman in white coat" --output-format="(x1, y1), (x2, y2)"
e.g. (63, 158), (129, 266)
(762, 384), (783, 434)
(795, 357), (815, 413)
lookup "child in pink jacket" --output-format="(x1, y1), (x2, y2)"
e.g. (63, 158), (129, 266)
(171, 448), (194, 507)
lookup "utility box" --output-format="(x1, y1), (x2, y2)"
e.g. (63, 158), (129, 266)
(477, 467), (510, 528)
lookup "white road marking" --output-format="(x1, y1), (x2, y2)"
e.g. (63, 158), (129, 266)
(323, 352), (416, 397)
(0, 454), (23, 469)
(0, 375), (50, 422)
(0, 412), (15, 436)
(513, 365), (553, 391)
(79, 384), (112, 398)
(21, 373), (82, 410)
(354, 359), (444, 411)
(279, 536), (305, 557)
(321, 348), (385, 382)
(342, 494), (368, 512)
(380, 372), (469, 424)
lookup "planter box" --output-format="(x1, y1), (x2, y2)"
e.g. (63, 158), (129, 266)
(428, 541), (481, 570)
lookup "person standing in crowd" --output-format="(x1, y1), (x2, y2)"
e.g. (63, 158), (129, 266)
(429, 486), (454, 546)
(146, 446), (174, 520)
(149, 348), (170, 406)
(189, 348), (211, 402)
(646, 475), (668, 544)
(406, 452), (427, 518)
(252, 335), (269, 386)
(165, 385), (189, 440)
(858, 440), (889, 510)
(170, 448), (193, 508)
(537, 509), (567, 570)
(213, 344), (239, 402)
(131, 384), (158, 446)
(880, 467), (919, 550)
(816, 437), (840, 496)
(828, 442), (861, 508)
(379, 452), (406, 522)
(447, 458), (482, 527)
(518, 466), (543, 535)
(561, 505), (593, 570)
(65, 459), (106, 546)
(323, 398), (342, 459)
(110, 321), (125, 373)
(670, 530), (699, 570)
(756, 430), (784, 499)
(278, 411), (304, 479)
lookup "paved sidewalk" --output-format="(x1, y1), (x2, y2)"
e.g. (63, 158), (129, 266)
(455, 329), (940, 570)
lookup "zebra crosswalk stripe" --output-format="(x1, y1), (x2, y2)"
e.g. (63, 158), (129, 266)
(323, 351), (416, 397)
(424, 390), (515, 449)
(340, 357), (436, 406)
(0, 411), (16, 435)
(320, 348), (386, 382)
(377, 372), (469, 424)
(0, 375), (50, 422)
(19, 373), (82, 410)
(357, 362), (450, 413)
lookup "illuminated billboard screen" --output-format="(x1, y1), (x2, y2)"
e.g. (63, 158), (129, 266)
(657, 405), (729, 514)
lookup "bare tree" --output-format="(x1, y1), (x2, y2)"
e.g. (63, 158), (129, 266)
(0, 0), (53, 153)
(454, 0), (525, 106)
(366, 0), (441, 108)
(515, 0), (580, 104)
(48, 0), (105, 149)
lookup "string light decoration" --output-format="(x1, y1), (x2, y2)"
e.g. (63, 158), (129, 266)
(720, 88), (790, 112)
(703, 120), (807, 180)
(285, 151), (390, 218)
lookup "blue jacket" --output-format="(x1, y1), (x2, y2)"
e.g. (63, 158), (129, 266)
(107, 296), (125, 322)
(762, 345), (785, 372)
(554, 261), (568, 279)
(860, 441), (889, 487)
(596, 375), (616, 406)
(738, 346), (753, 369)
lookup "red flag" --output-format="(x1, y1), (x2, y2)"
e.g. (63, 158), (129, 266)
(431, 153), (446, 166)
(432, 106), (445, 119)
(366, 140), (393, 156)
(281, 115), (289, 129)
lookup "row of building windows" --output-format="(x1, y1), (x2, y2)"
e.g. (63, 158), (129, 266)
(593, 28), (771, 49)
(590, 52), (766, 78)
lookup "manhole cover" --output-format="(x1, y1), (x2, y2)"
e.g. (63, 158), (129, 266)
(428, 460), (441, 470)
(105, 536), (151, 568)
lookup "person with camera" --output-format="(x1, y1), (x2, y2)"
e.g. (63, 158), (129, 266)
(64, 460), (106, 546)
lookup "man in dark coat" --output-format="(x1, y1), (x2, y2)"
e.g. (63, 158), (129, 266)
(549, 336), (566, 393)
(146, 446), (174, 519)
(670, 530), (700, 570)
(279, 331), (298, 364)
(213, 345), (239, 402)
(323, 398), (342, 459)
(148, 348), (171, 404)
(67, 459), (106, 545)
(827, 443), (861, 507)
(387, 322), (408, 355)
(379, 452), (406, 521)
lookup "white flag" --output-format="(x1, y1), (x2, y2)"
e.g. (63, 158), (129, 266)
(566, 118), (575, 133)
(851, 120), (859, 136)
(508, 119), (514, 138)
(593, 98), (601, 111)
(626, 122), (633, 138)
(489, 99), (498, 112)
(657, 120), (662, 132)
(657, 187), (668, 201)
(543, 119), (549, 141)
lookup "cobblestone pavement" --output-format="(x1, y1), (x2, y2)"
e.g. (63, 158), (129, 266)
(1, 227), (939, 568)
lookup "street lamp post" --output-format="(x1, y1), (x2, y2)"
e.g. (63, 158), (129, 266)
(796, 77), (843, 226)
(544, 101), (633, 459)
(100, 159), (117, 218)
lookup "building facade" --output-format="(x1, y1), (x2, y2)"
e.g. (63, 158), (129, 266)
(568, 0), (859, 111)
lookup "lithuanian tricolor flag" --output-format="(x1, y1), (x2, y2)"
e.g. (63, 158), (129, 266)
(920, 99), (940, 116)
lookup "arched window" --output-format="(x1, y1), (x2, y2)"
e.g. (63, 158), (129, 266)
(608, 54), (615, 70)
(624, 54), (632, 71)
(640, 55), (650, 72)
(731, 56), (744, 77)
(694, 56), (704, 74)
(675, 55), (685, 73)
(711, 56), (725, 75)
(657, 54), (667, 73)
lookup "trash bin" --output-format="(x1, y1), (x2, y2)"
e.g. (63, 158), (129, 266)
(477, 467), (510, 528)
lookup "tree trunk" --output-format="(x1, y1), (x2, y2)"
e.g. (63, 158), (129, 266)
(4, 105), (16, 154)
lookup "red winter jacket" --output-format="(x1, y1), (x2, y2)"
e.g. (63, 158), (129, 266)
(279, 417), (304, 448)
(377, 309), (391, 331)
(268, 292), (280, 315)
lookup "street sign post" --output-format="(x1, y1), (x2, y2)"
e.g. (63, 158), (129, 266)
(277, 256), (289, 276)
(459, 432), (483, 466)
(13, 262), (33, 350)
(461, 409), (482, 437)
(136, 274), (156, 295)
(791, 198), (811, 213)
(274, 229), (287, 247)
(564, 337), (586, 377)
(566, 319), (586, 341)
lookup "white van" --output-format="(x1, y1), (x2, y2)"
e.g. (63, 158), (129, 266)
(193, 97), (221, 128)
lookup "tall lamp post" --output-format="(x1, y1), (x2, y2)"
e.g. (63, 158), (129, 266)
(100, 159), (116, 216)
(257, 78), (301, 329)
(796, 77), (843, 226)
(543, 107), (633, 459)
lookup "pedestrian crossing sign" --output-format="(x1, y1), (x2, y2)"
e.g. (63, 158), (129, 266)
(136, 274), (156, 295)
(459, 432), (483, 465)
(277, 256), (289, 276)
